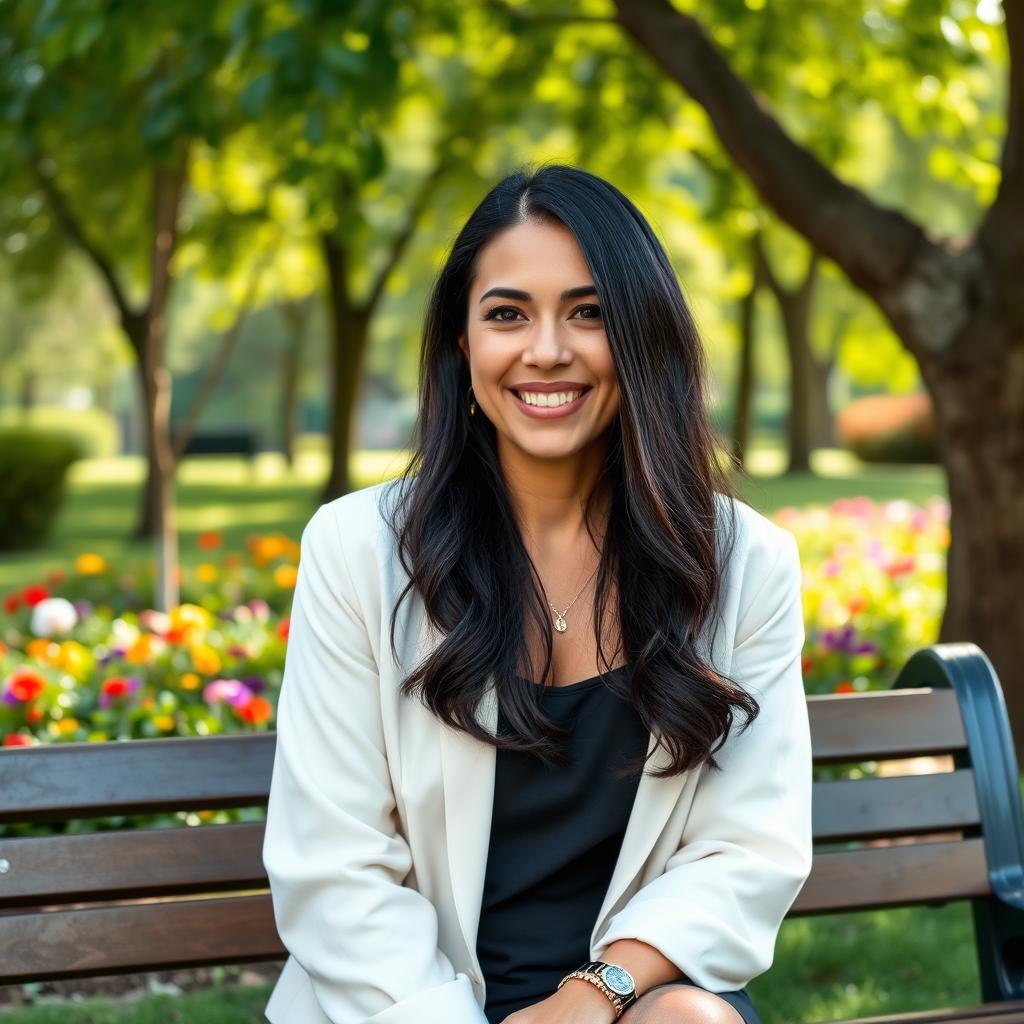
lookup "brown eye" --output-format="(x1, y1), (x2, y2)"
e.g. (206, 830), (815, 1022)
(483, 306), (524, 323)
(573, 305), (602, 320)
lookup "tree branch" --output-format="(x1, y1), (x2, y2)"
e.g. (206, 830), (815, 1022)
(31, 153), (141, 333)
(170, 249), (272, 463)
(361, 155), (452, 316)
(612, 0), (929, 301)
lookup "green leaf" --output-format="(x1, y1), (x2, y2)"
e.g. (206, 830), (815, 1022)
(239, 72), (273, 117)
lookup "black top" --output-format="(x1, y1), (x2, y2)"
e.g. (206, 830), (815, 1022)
(475, 665), (651, 1023)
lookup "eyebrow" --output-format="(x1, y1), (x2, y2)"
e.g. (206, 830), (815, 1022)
(478, 285), (599, 304)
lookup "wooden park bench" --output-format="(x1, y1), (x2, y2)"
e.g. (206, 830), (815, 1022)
(2, 640), (1024, 1023)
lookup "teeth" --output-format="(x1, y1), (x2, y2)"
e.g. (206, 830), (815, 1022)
(516, 389), (583, 407)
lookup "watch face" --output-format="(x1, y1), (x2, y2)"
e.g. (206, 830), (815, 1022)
(601, 965), (634, 995)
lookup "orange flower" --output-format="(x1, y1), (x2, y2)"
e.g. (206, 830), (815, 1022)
(237, 695), (273, 725)
(26, 705), (44, 724)
(276, 616), (290, 641)
(834, 680), (855, 694)
(26, 638), (60, 663)
(180, 672), (201, 691)
(198, 531), (223, 550)
(273, 564), (298, 590)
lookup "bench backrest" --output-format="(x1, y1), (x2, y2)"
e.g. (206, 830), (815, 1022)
(2, 641), (1021, 1000)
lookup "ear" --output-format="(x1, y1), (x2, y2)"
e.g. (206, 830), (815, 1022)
(457, 333), (468, 361)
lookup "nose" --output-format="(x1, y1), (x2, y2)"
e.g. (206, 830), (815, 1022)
(523, 316), (571, 367)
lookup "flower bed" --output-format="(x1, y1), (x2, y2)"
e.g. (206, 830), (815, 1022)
(1, 497), (950, 753)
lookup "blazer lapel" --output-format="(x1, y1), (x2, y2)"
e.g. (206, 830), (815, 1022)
(437, 652), (689, 967)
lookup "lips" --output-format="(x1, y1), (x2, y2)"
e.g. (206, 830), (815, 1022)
(507, 386), (593, 419)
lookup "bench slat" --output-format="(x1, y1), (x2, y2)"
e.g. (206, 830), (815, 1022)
(0, 822), (266, 907)
(0, 893), (284, 984)
(812, 770), (980, 842)
(0, 734), (274, 823)
(808, 689), (967, 763)
(819, 999), (1024, 1023)
(793, 837), (990, 914)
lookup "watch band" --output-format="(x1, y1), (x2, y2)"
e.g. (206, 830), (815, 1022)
(557, 959), (638, 1018)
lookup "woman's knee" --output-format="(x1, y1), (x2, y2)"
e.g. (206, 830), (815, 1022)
(621, 984), (746, 1024)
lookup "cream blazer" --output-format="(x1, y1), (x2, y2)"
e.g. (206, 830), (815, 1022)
(262, 479), (812, 1024)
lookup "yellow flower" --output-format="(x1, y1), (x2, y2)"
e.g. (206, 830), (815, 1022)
(53, 718), (80, 736)
(195, 562), (219, 584)
(75, 552), (108, 575)
(169, 603), (214, 637)
(56, 641), (90, 677)
(191, 644), (221, 676)
(273, 564), (298, 589)
(153, 714), (177, 731)
(180, 672), (201, 691)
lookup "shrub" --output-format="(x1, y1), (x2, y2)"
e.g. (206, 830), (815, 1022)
(835, 392), (939, 464)
(0, 427), (83, 551)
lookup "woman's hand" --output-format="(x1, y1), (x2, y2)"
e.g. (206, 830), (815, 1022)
(500, 978), (619, 1023)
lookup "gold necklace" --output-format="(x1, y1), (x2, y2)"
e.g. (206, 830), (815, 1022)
(546, 562), (600, 633)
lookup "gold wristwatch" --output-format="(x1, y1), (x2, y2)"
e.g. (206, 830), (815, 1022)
(558, 960), (638, 1019)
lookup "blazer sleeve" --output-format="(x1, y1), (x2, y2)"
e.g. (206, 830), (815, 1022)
(262, 502), (488, 1023)
(593, 524), (813, 993)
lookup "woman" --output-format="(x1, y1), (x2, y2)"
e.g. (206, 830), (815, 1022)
(262, 164), (812, 1024)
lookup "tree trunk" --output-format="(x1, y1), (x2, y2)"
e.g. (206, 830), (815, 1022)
(780, 290), (813, 474)
(729, 237), (763, 469)
(320, 234), (371, 502)
(19, 370), (36, 412)
(808, 354), (835, 450)
(924, 343), (1024, 741)
(279, 300), (309, 469)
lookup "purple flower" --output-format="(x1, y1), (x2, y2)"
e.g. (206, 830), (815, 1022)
(240, 674), (266, 693)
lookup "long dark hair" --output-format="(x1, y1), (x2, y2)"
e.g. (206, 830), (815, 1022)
(380, 162), (756, 779)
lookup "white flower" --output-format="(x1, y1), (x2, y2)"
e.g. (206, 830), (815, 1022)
(30, 597), (78, 638)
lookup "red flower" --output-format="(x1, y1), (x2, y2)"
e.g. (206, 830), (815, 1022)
(276, 616), (290, 641)
(3, 592), (20, 614)
(26, 705), (44, 724)
(801, 655), (814, 673)
(198, 531), (223, 550)
(23, 584), (50, 607)
(3, 733), (32, 747)
(237, 696), (273, 725)
(6, 669), (46, 703)
(834, 680), (855, 694)
(101, 677), (130, 699)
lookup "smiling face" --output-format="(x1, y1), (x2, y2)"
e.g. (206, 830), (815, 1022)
(458, 218), (621, 465)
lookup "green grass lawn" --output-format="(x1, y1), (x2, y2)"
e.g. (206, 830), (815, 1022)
(0, 440), (946, 594)
(0, 442), (960, 1021)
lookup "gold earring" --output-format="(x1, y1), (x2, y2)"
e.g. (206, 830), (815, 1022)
(467, 385), (476, 416)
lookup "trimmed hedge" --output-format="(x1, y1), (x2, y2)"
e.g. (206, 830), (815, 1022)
(0, 427), (83, 551)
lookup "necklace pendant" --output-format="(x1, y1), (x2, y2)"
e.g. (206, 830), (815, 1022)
(554, 614), (567, 633)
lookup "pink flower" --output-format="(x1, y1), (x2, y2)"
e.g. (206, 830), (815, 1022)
(202, 678), (255, 708)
